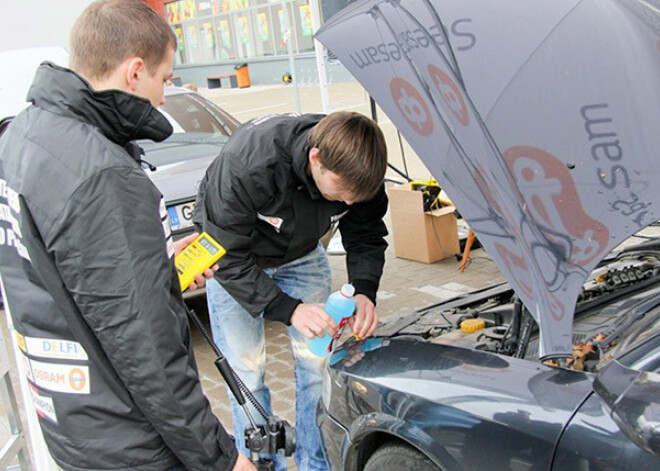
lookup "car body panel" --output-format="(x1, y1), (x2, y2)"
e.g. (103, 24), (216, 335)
(555, 393), (660, 470)
(140, 133), (229, 204)
(320, 242), (660, 469)
(322, 337), (596, 470)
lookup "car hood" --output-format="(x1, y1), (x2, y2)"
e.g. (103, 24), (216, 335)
(141, 133), (228, 203)
(316, 0), (660, 359)
(330, 337), (594, 428)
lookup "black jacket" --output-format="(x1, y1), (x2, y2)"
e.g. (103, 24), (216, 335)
(0, 63), (237, 470)
(194, 113), (388, 324)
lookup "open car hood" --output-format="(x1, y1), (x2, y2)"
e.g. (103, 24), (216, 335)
(317, 0), (660, 359)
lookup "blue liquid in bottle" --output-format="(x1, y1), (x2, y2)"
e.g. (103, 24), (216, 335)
(309, 283), (355, 357)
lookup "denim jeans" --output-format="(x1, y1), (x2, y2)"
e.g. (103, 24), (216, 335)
(207, 244), (332, 471)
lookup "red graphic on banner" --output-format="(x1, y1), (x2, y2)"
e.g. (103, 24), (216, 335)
(504, 146), (609, 267)
(428, 64), (469, 126)
(390, 78), (433, 136)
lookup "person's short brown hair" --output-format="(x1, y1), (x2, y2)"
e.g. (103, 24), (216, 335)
(308, 112), (387, 201)
(69, 0), (177, 80)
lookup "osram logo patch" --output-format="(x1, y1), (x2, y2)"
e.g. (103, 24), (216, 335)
(257, 213), (284, 233)
(26, 359), (90, 395)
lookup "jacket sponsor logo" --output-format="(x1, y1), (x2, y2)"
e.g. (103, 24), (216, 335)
(161, 198), (175, 258)
(14, 331), (26, 353)
(257, 213), (284, 233)
(29, 383), (58, 424)
(26, 358), (90, 394)
(0, 178), (30, 260)
(24, 336), (88, 361)
(330, 210), (348, 223)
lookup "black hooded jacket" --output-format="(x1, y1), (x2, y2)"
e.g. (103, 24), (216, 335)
(0, 63), (237, 470)
(193, 113), (388, 324)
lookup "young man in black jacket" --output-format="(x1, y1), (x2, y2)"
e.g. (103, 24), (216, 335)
(194, 111), (388, 470)
(0, 1), (253, 470)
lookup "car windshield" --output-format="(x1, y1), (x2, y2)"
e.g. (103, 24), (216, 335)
(160, 93), (235, 136)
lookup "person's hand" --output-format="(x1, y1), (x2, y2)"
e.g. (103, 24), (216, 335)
(232, 453), (257, 470)
(172, 232), (219, 291)
(348, 294), (378, 339)
(290, 303), (339, 339)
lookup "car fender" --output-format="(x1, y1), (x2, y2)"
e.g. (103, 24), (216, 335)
(344, 411), (459, 470)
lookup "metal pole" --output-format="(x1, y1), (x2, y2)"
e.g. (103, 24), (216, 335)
(309, 0), (330, 113)
(281, 0), (301, 113)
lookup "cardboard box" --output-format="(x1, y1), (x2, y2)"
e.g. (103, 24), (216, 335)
(387, 184), (460, 263)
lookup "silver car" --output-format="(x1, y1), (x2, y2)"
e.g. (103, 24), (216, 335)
(142, 86), (240, 239)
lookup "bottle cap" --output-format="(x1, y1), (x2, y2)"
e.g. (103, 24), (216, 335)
(460, 318), (486, 333)
(340, 283), (355, 297)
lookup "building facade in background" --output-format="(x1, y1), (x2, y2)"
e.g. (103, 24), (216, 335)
(146, 0), (315, 66)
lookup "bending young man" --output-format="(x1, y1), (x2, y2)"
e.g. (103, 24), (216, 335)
(194, 112), (388, 470)
(0, 1), (253, 469)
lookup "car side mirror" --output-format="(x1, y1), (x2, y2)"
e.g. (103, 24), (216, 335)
(594, 359), (660, 457)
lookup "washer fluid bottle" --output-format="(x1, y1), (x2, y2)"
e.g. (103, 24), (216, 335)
(309, 283), (355, 357)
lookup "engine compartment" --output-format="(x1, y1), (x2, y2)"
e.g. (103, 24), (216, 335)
(383, 245), (660, 372)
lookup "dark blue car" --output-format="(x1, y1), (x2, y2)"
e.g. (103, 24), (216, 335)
(319, 239), (660, 470)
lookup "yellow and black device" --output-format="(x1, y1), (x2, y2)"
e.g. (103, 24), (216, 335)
(410, 178), (443, 212)
(175, 232), (226, 292)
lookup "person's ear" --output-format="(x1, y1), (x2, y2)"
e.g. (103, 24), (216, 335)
(125, 57), (145, 92)
(309, 147), (321, 167)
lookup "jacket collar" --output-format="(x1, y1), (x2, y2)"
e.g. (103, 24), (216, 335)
(27, 62), (173, 147)
(290, 116), (324, 200)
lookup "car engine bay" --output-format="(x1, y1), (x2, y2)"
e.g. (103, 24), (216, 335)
(377, 241), (660, 372)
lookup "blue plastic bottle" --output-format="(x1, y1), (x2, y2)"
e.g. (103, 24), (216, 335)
(309, 283), (355, 357)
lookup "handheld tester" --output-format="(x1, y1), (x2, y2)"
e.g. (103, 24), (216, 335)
(175, 232), (226, 292)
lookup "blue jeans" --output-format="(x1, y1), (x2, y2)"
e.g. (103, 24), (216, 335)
(207, 244), (332, 471)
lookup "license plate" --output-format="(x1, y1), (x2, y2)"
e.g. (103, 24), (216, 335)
(167, 201), (195, 231)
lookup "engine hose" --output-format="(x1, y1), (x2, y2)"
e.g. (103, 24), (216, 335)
(514, 309), (535, 358)
(501, 297), (522, 354)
